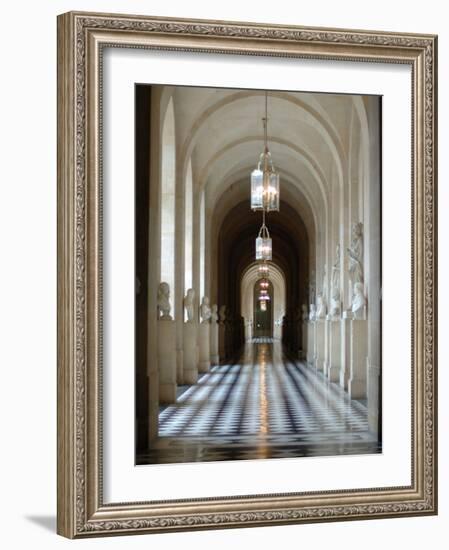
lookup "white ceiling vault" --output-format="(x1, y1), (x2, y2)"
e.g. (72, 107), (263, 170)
(162, 85), (370, 245)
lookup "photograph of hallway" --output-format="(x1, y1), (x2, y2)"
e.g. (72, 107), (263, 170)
(135, 84), (382, 465)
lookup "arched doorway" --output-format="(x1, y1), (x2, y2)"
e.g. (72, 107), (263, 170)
(253, 278), (273, 337)
(241, 262), (286, 341)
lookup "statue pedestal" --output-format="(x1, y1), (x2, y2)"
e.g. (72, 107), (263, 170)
(198, 322), (210, 373)
(315, 319), (326, 372)
(306, 321), (316, 366)
(219, 322), (226, 362)
(183, 321), (198, 384)
(301, 321), (308, 359)
(327, 320), (342, 383)
(340, 317), (352, 390)
(244, 322), (252, 342)
(323, 319), (331, 377)
(176, 349), (183, 385)
(348, 319), (368, 400)
(367, 358), (381, 435)
(158, 319), (177, 404)
(210, 321), (219, 365)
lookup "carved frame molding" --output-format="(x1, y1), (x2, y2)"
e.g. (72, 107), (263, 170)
(57, 11), (437, 538)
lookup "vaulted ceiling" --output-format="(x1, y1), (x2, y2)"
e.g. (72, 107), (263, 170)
(167, 86), (368, 250)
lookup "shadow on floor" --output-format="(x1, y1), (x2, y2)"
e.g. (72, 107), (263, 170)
(25, 515), (56, 533)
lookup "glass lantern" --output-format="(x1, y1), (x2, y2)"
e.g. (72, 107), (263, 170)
(250, 168), (264, 210)
(258, 262), (270, 279)
(259, 278), (269, 289)
(255, 224), (272, 261)
(250, 149), (280, 212)
(250, 95), (280, 212)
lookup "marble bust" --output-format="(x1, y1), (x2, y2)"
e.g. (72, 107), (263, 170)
(351, 282), (367, 320)
(211, 304), (218, 323)
(219, 305), (227, 323)
(157, 282), (172, 320)
(316, 292), (327, 319)
(328, 296), (341, 319)
(309, 270), (316, 305)
(301, 304), (308, 321)
(183, 288), (195, 322)
(309, 303), (316, 321)
(200, 296), (211, 323)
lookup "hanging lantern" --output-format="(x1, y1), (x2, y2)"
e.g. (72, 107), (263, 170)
(258, 290), (270, 301)
(258, 262), (270, 279)
(250, 150), (280, 212)
(255, 223), (272, 261)
(259, 278), (269, 289)
(250, 167), (264, 210)
(250, 92), (280, 212)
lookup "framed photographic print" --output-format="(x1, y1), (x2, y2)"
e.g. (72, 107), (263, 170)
(57, 11), (438, 538)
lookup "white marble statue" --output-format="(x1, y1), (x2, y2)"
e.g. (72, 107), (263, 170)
(219, 305), (227, 323)
(347, 222), (364, 285)
(322, 264), (327, 301)
(309, 303), (317, 321)
(301, 304), (308, 321)
(157, 282), (172, 320)
(316, 292), (327, 319)
(200, 296), (211, 323)
(329, 245), (341, 318)
(351, 282), (367, 319)
(211, 304), (219, 323)
(309, 270), (316, 304)
(183, 288), (195, 322)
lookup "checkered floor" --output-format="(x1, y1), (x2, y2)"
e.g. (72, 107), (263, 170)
(138, 340), (381, 464)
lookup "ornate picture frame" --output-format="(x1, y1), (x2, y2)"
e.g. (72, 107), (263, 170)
(57, 11), (437, 538)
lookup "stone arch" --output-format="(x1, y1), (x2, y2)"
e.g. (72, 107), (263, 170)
(241, 262), (286, 340)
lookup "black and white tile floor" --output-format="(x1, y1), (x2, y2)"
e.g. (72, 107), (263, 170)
(138, 340), (381, 464)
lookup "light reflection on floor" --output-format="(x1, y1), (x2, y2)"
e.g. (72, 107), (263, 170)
(137, 339), (381, 465)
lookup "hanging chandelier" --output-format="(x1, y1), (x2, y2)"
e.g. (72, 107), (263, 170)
(255, 221), (272, 261)
(258, 262), (270, 279)
(258, 291), (270, 301)
(251, 92), (280, 212)
(259, 278), (269, 289)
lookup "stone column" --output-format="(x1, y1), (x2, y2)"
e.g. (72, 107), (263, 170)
(297, 320), (303, 357)
(301, 321), (308, 359)
(225, 319), (234, 358)
(210, 317), (219, 365)
(245, 320), (253, 342)
(198, 321), (210, 373)
(306, 321), (316, 367)
(340, 315), (352, 390)
(219, 321), (226, 362)
(324, 318), (331, 377)
(348, 319), (368, 400)
(315, 319), (326, 372)
(367, 358), (381, 434)
(183, 321), (198, 384)
(176, 349), (183, 385)
(327, 320), (342, 383)
(158, 319), (177, 403)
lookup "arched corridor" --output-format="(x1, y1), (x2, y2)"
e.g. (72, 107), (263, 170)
(135, 83), (382, 465)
